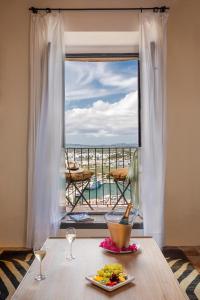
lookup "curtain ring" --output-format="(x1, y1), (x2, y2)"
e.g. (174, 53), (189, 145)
(31, 7), (38, 14)
(160, 6), (166, 13)
(46, 8), (51, 13)
(153, 7), (159, 13)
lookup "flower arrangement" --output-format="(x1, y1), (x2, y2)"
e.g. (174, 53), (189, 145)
(99, 237), (138, 253)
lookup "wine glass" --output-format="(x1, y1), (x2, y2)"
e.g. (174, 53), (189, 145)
(34, 248), (47, 281)
(66, 227), (76, 260)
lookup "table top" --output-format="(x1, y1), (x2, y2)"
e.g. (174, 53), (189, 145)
(12, 238), (187, 300)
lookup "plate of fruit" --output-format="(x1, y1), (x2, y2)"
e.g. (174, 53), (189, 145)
(85, 263), (134, 292)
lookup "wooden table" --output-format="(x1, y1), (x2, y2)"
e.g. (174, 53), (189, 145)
(12, 238), (187, 300)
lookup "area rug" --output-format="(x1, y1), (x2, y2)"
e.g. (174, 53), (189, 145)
(163, 248), (200, 300)
(0, 250), (34, 300)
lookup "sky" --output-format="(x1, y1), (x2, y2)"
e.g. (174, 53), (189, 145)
(65, 60), (138, 146)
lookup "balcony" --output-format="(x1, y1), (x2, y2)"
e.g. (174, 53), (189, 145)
(65, 147), (138, 210)
(62, 147), (143, 229)
(61, 147), (142, 229)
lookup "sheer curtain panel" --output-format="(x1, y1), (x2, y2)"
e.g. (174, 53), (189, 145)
(139, 12), (168, 247)
(27, 13), (65, 249)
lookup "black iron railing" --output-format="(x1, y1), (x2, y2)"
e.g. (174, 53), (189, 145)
(65, 147), (137, 208)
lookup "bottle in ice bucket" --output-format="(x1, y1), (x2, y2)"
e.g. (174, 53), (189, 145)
(119, 203), (133, 225)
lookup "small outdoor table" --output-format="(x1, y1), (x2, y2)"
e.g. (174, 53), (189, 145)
(110, 168), (131, 210)
(65, 169), (94, 212)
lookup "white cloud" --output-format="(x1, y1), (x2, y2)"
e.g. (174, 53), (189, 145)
(100, 76), (137, 89)
(65, 61), (138, 101)
(65, 92), (138, 140)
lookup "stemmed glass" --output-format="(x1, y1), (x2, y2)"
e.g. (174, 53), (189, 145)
(34, 248), (47, 281)
(66, 227), (76, 260)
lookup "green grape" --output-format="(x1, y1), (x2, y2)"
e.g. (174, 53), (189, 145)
(96, 263), (124, 281)
(101, 278), (109, 284)
(98, 271), (104, 277)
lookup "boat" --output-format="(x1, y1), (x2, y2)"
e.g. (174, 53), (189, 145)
(86, 177), (103, 190)
(75, 191), (81, 197)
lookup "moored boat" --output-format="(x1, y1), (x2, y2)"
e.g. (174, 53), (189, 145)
(86, 177), (103, 190)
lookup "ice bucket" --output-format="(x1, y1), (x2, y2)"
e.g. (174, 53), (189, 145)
(105, 209), (138, 249)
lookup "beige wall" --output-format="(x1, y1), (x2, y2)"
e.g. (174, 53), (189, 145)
(165, 0), (200, 245)
(0, 0), (199, 247)
(0, 1), (29, 247)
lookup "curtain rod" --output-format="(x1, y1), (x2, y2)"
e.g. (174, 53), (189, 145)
(29, 6), (169, 14)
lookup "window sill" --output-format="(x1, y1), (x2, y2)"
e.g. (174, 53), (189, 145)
(60, 213), (143, 230)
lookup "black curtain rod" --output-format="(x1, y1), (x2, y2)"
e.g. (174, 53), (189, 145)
(29, 6), (169, 14)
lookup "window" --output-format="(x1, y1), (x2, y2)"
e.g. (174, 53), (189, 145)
(63, 53), (141, 223)
(65, 54), (140, 147)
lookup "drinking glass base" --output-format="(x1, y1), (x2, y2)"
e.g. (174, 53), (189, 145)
(35, 274), (46, 281)
(66, 255), (75, 261)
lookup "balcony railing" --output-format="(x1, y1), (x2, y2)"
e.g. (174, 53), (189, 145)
(65, 147), (137, 211)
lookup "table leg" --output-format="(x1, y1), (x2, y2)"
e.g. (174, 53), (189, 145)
(70, 181), (94, 212)
(66, 182), (74, 206)
(112, 180), (131, 210)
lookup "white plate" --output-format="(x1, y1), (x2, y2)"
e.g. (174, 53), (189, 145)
(103, 243), (141, 254)
(85, 275), (135, 292)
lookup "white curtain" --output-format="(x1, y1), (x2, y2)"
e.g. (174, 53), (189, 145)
(27, 13), (65, 249)
(139, 12), (168, 247)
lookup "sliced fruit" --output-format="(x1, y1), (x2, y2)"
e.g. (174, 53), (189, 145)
(94, 276), (103, 282)
(119, 276), (126, 282)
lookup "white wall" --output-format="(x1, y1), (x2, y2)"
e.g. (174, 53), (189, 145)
(0, 0), (200, 247)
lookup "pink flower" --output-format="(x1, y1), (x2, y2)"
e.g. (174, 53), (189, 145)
(99, 238), (138, 253)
